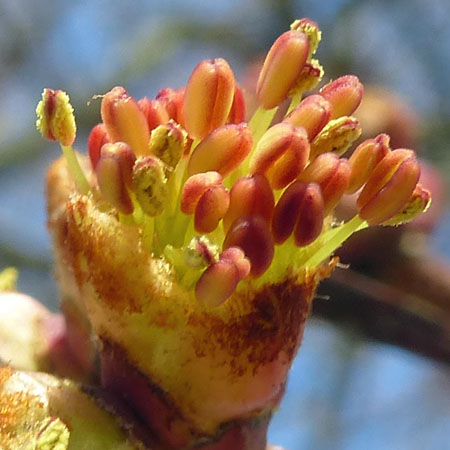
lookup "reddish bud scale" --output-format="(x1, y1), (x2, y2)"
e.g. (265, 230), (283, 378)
(223, 215), (274, 278)
(194, 185), (230, 234)
(256, 30), (310, 109)
(357, 149), (420, 225)
(138, 97), (170, 131)
(183, 58), (235, 140)
(319, 75), (364, 120)
(346, 134), (391, 194)
(188, 123), (253, 177)
(249, 122), (310, 190)
(298, 152), (351, 216)
(283, 95), (333, 140)
(223, 174), (275, 233)
(156, 88), (185, 126)
(101, 86), (150, 156)
(180, 171), (223, 215)
(219, 247), (251, 280)
(195, 260), (240, 307)
(95, 143), (136, 215)
(227, 85), (246, 124)
(88, 123), (110, 170)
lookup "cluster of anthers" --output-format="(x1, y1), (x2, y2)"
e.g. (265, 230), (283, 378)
(36, 18), (430, 308)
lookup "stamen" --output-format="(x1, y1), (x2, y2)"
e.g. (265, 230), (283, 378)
(138, 97), (170, 131)
(88, 123), (110, 170)
(290, 18), (321, 57)
(156, 87), (185, 126)
(101, 86), (150, 156)
(223, 174), (274, 232)
(188, 123), (253, 177)
(183, 58), (235, 140)
(194, 185), (230, 234)
(227, 85), (246, 124)
(223, 215), (274, 278)
(219, 247), (251, 280)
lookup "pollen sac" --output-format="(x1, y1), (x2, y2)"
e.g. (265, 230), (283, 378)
(219, 247), (251, 280)
(195, 260), (240, 307)
(256, 30), (310, 110)
(138, 97), (170, 131)
(88, 123), (110, 170)
(283, 94), (333, 140)
(249, 122), (310, 189)
(194, 184), (230, 234)
(319, 75), (364, 120)
(290, 18), (321, 57)
(383, 183), (431, 226)
(346, 134), (391, 194)
(357, 149), (421, 225)
(156, 87), (185, 126)
(180, 171), (223, 215)
(100, 86), (150, 156)
(310, 116), (361, 160)
(95, 142), (136, 215)
(132, 155), (168, 217)
(298, 152), (351, 216)
(183, 58), (235, 140)
(188, 123), (253, 177)
(289, 59), (324, 96)
(227, 85), (246, 124)
(148, 121), (187, 169)
(36, 88), (76, 146)
(223, 215), (274, 278)
(223, 173), (275, 232)
(272, 181), (324, 246)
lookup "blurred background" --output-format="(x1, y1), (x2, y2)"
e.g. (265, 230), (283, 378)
(0, 0), (449, 448)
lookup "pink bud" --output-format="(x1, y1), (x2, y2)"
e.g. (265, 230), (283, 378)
(188, 123), (253, 177)
(319, 75), (364, 119)
(183, 58), (235, 140)
(256, 30), (310, 109)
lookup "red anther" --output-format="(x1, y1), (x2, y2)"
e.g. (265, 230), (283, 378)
(180, 171), (223, 215)
(183, 58), (235, 140)
(319, 75), (364, 119)
(88, 123), (110, 170)
(256, 30), (310, 109)
(195, 260), (240, 307)
(298, 152), (351, 216)
(219, 247), (251, 280)
(101, 86), (150, 156)
(283, 95), (333, 140)
(290, 18), (321, 56)
(95, 142), (136, 215)
(346, 133), (391, 194)
(249, 122), (310, 190)
(138, 97), (170, 131)
(357, 149), (421, 225)
(223, 216), (274, 278)
(223, 174), (275, 232)
(194, 185), (230, 234)
(188, 123), (253, 177)
(227, 85), (246, 124)
(272, 181), (324, 246)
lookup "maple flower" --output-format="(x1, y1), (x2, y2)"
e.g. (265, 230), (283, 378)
(41, 18), (430, 450)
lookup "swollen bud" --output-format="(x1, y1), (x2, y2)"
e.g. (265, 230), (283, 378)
(183, 58), (235, 140)
(36, 88), (76, 146)
(256, 30), (310, 109)
(100, 86), (150, 156)
(319, 75), (364, 120)
(188, 123), (253, 177)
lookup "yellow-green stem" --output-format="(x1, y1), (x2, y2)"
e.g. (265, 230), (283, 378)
(286, 90), (303, 115)
(60, 145), (90, 195)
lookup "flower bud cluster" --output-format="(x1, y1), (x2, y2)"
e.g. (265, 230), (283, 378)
(37, 18), (428, 308)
